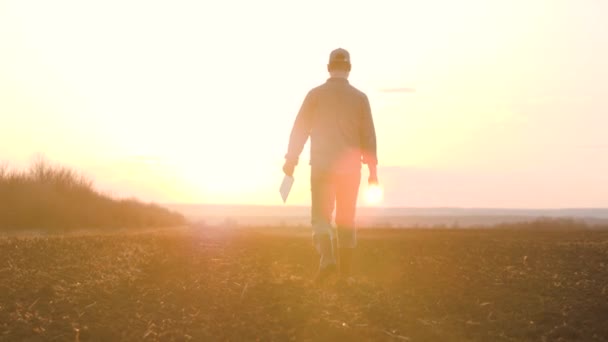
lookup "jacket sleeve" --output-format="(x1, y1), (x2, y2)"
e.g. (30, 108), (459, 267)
(285, 91), (315, 164)
(360, 94), (378, 165)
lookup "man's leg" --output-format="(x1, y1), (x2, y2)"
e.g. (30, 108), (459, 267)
(310, 169), (336, 272)
(335, 170), (361, 278)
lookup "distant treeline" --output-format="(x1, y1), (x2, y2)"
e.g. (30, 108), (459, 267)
(0, 159), (186, 231)
(207, 217), (606, 230)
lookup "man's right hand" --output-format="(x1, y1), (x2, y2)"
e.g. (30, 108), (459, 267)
(368, 164), (379, 185)
(283, 161), (296, 177)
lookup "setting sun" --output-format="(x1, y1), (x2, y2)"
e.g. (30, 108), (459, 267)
(365, 184), (384, 205)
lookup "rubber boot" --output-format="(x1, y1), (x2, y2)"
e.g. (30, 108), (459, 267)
(314, 236), (337, 283)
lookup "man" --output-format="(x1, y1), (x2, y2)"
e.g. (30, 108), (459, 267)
(283, 48), (378, 283)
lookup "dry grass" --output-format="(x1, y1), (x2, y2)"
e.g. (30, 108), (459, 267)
(0, 158), (185, 231)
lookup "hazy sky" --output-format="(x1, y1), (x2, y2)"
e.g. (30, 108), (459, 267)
(1, 0), (607, 208)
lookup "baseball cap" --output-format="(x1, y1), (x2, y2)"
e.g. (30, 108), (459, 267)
(327, 48), (350, 71)
(329, 48), (350, 64)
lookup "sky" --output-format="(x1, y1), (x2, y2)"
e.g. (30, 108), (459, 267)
(1, 0), (607, 208)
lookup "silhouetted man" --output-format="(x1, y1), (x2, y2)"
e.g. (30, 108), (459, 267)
(283, 48), (378, 283)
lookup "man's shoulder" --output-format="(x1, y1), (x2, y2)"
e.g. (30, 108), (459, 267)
(348, 83), (368, 99)
(308, 82), (328, 94)
(342, 83), (369, 105)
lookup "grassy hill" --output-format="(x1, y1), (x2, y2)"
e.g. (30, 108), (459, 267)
(0, 159), (186, 231)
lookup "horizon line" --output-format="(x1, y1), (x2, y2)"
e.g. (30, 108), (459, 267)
(164, 203), (608, 211)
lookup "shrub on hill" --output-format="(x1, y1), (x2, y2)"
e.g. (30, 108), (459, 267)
(0, 159), (186, 231)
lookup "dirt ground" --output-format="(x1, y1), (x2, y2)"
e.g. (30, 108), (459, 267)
(1, 227), (607, 341)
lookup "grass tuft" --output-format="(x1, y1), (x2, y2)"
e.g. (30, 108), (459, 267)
(0, 158), (186, 231)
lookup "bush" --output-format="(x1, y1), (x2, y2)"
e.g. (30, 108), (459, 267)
(0, 158), (186, 231)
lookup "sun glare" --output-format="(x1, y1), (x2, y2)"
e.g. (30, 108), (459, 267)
(365, 184), (384, 205)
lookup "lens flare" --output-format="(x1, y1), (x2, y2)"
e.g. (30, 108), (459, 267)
(365, 184), (383, 204)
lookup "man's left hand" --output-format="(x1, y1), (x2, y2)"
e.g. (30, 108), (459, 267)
(368, 164), (378, 185)
(368, 174), (379, 186)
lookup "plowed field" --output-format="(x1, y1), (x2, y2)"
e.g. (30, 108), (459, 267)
(1, 227), (607, 341)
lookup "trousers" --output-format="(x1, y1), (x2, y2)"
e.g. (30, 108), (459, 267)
(310, 168), (361, 268)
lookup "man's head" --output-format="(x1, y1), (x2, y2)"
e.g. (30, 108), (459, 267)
(327, 48), (351, 79)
